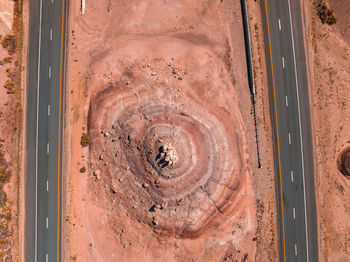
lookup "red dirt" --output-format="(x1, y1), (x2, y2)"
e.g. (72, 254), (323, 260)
(63, 1), (278, 261)
(0, 0), (26, 260)
(302, 0), (350, 260)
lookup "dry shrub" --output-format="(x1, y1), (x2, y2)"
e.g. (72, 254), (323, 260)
(0, 35), (16, 55)
(4, 80), (15, 94)
(315, 2), (337, 25)
(0, 56), (12, 66)
(80, 133), (90, 147)
(4, 80), (13, 90)
(79, 167), (86, 173)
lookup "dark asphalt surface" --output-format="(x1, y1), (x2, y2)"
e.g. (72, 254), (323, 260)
(25, 0), (66, 261)
(261, 0), (318, 261)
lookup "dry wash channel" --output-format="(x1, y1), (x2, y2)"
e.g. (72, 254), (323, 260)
(86, 36), (249, 237)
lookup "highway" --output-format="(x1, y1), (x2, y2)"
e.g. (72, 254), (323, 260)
(261, 0), (318, 261)
(25, 0), (66, 261)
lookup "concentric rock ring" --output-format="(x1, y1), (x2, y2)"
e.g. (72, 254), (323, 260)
(86, 40), (247, 236)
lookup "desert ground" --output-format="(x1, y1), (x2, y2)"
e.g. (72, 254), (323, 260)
(63, 1), (278, 261)
(302, 0), (350, 261)
(0, 0), (26, 261)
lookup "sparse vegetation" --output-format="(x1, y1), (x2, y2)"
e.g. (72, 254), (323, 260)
(80, 133), (90, 147)
(79, 167), (86, 173)
(0, 0), (24, 260)
(315, 2), (337, 25)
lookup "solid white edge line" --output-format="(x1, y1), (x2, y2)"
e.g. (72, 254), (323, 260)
(46, 217), (48, 228)
(35, 0), (43, 260)
(295, 244), (298, 255)
(50, 29), (52, 41)
(48, 104), (50, 116)
(288, 0), (310, 261)
(293, 207), (296, 219)
(46, 253), (48, 262)
(282, 57), (285, 69)
(291, 170), (294, 182)
(285, 95), (288, 107)
(47, 142), (50, 154)
(46, 180), (49, 192)
(278, 18), (281, 31)
(48, 66), (51, 78)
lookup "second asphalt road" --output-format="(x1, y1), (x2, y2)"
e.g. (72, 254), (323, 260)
(25, 0), (66, 261)
(262, 0), (318, 261)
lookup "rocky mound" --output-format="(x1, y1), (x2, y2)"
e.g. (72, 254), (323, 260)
(86, 37), (248, 237)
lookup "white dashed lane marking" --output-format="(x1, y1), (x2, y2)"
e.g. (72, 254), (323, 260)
(288, 133), (291, 145)
(278, 19), (281, 31)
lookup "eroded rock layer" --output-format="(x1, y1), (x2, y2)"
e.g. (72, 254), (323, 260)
(86, 38), (248, 237)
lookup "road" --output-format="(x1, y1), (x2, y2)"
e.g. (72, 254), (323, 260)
(261, 0), (318, 261)
(25, 0), (66, 261)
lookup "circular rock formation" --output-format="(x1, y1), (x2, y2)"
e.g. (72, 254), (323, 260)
(86, 39), (248, 237)
(338, 147), (350, 177)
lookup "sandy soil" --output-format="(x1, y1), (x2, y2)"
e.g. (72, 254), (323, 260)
(302, 0), (350, 261)
(0, 0), (26, 261)
(63, 1), (278, 261)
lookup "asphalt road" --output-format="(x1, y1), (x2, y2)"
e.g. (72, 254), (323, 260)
(261, 0), (318, 261)
(25, 0), (66, 261)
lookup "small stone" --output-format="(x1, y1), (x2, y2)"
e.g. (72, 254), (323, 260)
(178, 77), (183, 80)
(160, 203), (168, 210)
(154, 204), (161, 211)
(142, 183), (149, 188)
(99, 155), (104, 161)
(147, 64), (150, 67)
(93, 170), (101, 180)
(151, 72), (157, 76)
(177, 198), (183, 206)
(152, 217), (158, 226)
